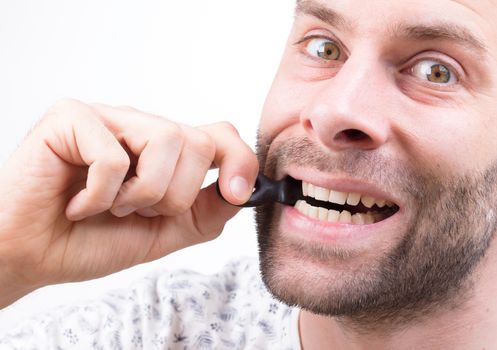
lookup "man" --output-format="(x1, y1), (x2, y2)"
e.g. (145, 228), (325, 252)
(1, 0), (497, 348)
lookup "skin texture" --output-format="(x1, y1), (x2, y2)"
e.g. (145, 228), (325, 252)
(256, 0), (497, 348)
(0, 99), (259, 307)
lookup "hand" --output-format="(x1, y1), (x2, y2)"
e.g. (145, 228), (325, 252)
(0, 99), (258, 307)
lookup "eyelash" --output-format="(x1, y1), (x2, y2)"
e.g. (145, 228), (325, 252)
(295, 35), (463, 86)
(294, 34), (335, 46)
(403, 55), (462, 85)
(294, 34), (345, 62)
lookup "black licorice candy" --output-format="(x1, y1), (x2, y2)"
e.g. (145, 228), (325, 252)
(216, 173), (303, 207)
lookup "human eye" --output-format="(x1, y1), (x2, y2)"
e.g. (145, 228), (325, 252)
(410, 59), (458, 85)
(301, 36), (341, 61)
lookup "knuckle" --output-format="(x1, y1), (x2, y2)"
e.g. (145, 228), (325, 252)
(136, 183), (163, 205)
(42, 98), (75, 121)
(51, 97), (81, 110)
(191, 130), (216, 160)
(89, 123), (118, 151)
(159, 122), (184, 147)
(43, 98), (92, 125)
(217, 121), (239, 136)
(107, 151), (131, 173)
(117, 105), (139, 112)
(47, 98), (82, 115)
(41, 108), (58, 123)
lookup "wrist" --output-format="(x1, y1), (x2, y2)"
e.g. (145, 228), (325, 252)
(0, 260), (44, 309)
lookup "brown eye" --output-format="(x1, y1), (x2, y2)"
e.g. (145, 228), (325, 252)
(305, 38), (341, 60)
(412, 60), (456, 84)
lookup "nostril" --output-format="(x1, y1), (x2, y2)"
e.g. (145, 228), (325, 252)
(302, 119), (314, 132)
(344, 129), (367, 141)
(338, 129), (370, 142)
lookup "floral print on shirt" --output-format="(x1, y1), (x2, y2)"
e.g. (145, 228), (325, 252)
(0, 258), (301, 350)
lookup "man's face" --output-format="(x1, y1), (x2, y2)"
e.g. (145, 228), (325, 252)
(256, 0), (497, 325)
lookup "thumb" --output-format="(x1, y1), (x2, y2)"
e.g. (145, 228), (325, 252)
(188, 182), (242, 240)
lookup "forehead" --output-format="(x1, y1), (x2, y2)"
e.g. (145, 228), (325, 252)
(450, 0), (497, 13)
(296, 0), (497, 48)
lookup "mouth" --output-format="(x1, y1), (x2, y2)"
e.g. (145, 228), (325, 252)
(293, 181), (400, 225)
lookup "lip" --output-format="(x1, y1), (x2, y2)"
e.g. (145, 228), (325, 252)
(275, 166), (406, 247)
(281, 204), (404, 246)
(283, 166), (404, 209)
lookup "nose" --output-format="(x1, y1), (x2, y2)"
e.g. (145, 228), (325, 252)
(300, 53), (391, 152)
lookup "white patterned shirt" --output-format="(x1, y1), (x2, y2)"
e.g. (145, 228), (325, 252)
(0, 258), (301, 349)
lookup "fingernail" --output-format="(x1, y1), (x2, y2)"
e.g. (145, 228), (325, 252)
(112, 205), (135, 217)
(230, 176), (250, 201)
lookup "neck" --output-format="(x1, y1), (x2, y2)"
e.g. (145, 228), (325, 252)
(299, 243), (497, 350)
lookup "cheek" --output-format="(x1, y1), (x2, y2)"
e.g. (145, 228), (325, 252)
(260, 82), (301, 138)
(260, 56), (315, 138)
(397, 107), (497, 177)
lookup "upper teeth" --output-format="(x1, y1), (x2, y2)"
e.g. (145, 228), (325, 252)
(302, 181), (394, 208)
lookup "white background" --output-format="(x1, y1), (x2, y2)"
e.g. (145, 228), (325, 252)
(0, 0), (295, 329)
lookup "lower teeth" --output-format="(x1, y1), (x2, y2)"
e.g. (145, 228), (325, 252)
(295, 200), (385, 224)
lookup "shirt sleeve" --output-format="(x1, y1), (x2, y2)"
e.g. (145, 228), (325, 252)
(0, 258), (300, 350)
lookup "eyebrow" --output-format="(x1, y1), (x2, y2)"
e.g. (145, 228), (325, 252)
(296, 0), (352, 32)
(394, 23), (487, 53)
(296, 0), (488, 54)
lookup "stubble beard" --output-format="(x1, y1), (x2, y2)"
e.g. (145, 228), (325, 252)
(255, 136), (497, 329)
